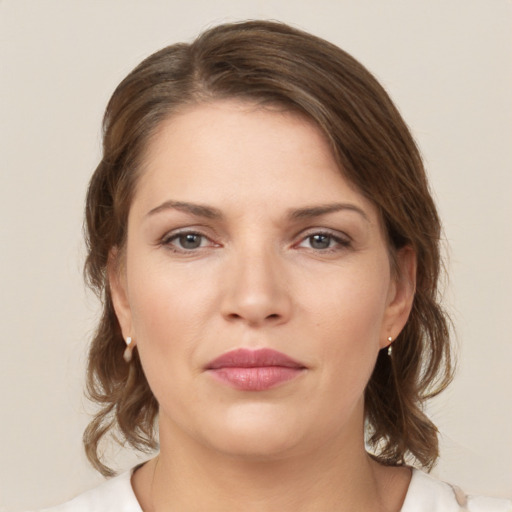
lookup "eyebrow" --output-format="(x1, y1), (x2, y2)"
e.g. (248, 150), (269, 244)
(146, 200), (369, 222)
(288, 203), (370, 222)
(146, 200), (223, 219)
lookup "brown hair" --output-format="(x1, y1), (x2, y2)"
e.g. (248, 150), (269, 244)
(84, 20), (453, 476)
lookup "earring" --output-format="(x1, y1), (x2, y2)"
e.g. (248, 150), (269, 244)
(123, 336), (135, 363)
(387, 336), (393, 356)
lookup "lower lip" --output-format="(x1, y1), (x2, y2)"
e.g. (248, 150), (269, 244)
(207, 366), (304, 391)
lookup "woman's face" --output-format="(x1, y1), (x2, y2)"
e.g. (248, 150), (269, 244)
(111, 101), (414, 459)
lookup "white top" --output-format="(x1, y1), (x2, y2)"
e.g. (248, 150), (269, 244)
(39, 468), (512, 512)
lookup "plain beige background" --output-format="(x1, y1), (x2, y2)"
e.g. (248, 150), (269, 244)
(1, 0), (511, 510)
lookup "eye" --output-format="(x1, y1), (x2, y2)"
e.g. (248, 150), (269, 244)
(162, 231), (214, 251)
(307, 234), (333, 250)
(297, 231), (351, 251)
(176, 233), (205, 249)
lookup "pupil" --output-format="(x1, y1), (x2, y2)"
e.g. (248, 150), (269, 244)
(180, 234), (201, 249)
(311, 234), (330, 249)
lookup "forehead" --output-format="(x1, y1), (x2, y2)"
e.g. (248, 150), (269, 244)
(132, 100), (378, 222)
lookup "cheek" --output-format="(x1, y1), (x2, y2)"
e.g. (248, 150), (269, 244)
(311, 263), (390, 344)
(124, 259), (213, 389)
(307, 263), (390, 393)
(128, 255), (216, 334)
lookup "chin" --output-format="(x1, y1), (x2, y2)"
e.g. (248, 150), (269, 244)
(201, 402), (307, 460)
(212, 431), (302, 462)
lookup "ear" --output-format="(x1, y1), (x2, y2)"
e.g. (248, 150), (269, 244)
(108, 247), (134, 342)
(380, 246), (417, 348)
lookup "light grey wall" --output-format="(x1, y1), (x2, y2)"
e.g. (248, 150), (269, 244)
(1, 1), (511, 509)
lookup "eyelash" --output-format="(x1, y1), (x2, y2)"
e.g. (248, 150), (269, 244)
(161, 230), (217, 253)
(160, 229), (352, 254)
(296, 230), (352, 252)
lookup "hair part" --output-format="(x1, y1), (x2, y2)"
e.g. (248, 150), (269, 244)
(84, 20), (453, 476)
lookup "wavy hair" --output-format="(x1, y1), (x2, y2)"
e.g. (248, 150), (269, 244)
(83, 20), (453, 476)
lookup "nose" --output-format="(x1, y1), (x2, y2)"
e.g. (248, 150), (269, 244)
(220, 243), (292, 327)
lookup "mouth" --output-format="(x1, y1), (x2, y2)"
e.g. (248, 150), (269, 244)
(205, 348), (307, 391)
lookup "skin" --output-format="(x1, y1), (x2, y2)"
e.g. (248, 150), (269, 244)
(110, 100), (416, 511)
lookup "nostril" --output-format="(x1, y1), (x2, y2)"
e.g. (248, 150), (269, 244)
(225, 312), (281, 323)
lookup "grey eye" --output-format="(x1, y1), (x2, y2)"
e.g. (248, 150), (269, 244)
(177, 233), (203, 249)
(308, 234), (332, 249)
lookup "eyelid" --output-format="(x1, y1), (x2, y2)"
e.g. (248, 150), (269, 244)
(295, 227), (352, 242)
(159, 223), (219, 241)
(293, 227), (352, 250)
(160, 227), (221, 252)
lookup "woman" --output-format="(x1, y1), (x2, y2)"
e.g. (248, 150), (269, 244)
(43, 20), (511, 511)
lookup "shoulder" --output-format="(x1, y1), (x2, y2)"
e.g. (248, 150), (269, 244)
(37, 471), (142, 512)
(401, 469), (512, 512)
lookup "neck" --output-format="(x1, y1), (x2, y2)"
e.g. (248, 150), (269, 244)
(133, 415), (410, 511)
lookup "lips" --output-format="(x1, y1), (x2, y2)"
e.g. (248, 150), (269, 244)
(205, 348), (306, 391)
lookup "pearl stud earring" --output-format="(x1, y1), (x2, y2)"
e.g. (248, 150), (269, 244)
(387, 336), (393, 356)
(123, 336), (135, 363)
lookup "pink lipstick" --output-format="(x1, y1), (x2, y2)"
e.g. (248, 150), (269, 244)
(205, 348), (306, 391)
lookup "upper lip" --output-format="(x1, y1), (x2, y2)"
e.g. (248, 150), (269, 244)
(206, 348), (306, 369)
